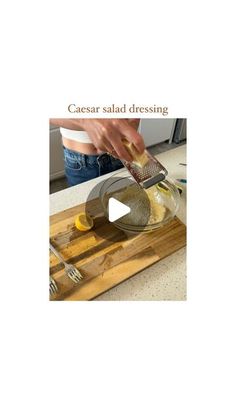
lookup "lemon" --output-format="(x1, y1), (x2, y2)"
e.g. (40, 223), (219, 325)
(75, 212), (94, 231)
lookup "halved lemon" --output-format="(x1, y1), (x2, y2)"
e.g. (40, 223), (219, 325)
(75, 212), (94, 231)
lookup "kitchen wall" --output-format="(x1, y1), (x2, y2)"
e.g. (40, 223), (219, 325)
(50, 126), (65, 180)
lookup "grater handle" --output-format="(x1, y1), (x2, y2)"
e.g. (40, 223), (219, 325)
(143, 173), (166, 189)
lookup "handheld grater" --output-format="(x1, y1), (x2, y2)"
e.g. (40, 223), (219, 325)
(122, 149), (168, 189)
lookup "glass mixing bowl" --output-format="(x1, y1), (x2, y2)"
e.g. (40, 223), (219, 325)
(99, 169), (180, 234)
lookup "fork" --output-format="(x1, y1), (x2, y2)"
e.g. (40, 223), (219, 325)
(49, 242), (82, 284)
(49, 276), (58, 295)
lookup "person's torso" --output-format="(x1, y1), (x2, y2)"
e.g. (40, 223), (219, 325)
(60, 128), (99, 155)
(60, 128), (92, 143)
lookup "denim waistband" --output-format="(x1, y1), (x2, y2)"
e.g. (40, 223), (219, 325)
(63, 146), (113, 168)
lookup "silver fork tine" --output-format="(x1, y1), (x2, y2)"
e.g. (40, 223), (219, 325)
(49, 276), (58, 295)
(65, 265), (82, 283)
(50, 242), (83, 284)
(73, 267), (82, 278)
(50, 280), (57, 293)
(68, 269), (81, 283)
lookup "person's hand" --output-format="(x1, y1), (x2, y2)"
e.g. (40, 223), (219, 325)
(126, 118), (140, 130)
(82, 118), (144, 161)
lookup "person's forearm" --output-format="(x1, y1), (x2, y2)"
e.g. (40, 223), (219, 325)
(127, 118), (140, 130)
(50, 118), (140, 132)
(49, 118), (86, 130)
(49, 118), (144, 160)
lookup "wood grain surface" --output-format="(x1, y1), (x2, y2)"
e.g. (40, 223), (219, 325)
(49, 197), (186, 301)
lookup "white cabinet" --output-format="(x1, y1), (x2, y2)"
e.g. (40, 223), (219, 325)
(50, 128), (65, 180)
(140, 118), (176, 146)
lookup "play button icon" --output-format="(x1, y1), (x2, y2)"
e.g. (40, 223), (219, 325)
(85, 174), (151, 242)
(108, 198), (131, 222)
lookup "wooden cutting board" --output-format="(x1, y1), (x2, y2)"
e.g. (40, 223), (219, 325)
(50, 197), (186, 301)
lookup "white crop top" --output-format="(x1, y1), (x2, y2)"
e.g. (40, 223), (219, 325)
(60, 128), (92, 143)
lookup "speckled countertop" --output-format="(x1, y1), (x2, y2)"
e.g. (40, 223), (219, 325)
(50, 145), (186, 300)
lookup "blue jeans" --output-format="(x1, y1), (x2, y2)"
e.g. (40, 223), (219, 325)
(63, 147), (124, 186)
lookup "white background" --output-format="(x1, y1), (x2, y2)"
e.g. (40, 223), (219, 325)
(1, 1), (236, 418)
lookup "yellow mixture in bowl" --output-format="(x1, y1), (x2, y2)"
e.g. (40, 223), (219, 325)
(112, 184), (166, 225)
